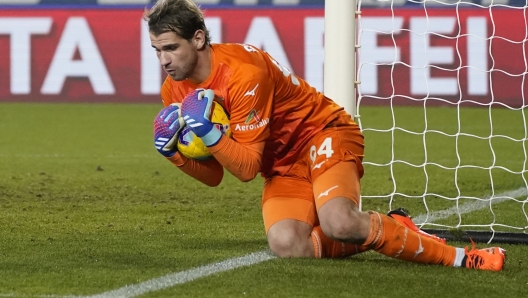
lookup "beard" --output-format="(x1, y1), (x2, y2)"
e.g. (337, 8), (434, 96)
(168, 53), (198, 81)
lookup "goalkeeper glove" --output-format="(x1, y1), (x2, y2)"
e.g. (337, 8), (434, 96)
(153, 103), (185, 157)
(181, 89), (222, 147)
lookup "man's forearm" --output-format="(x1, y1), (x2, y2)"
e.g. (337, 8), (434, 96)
(166, 152), (224, 186)
(208, 136), (263, 182)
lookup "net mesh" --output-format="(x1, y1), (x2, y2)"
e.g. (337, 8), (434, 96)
(356, 0), (528, 241)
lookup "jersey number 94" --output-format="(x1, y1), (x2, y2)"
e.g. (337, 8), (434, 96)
(177, 101), (232, 160)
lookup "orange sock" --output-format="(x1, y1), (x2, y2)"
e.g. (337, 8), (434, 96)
(311, 225), (370, 258)
(364, 212), (456, 266)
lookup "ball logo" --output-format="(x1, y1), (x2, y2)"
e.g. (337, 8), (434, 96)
(214, 123), (230, 134)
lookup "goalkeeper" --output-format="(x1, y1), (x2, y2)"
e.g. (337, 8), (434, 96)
(146, 0), (505, 271)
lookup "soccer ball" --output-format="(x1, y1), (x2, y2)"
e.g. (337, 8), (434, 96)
(177, 101), (232, 160)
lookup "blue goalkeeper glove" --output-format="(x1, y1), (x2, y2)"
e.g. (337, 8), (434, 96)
(153, 103), (185, 157)
(181, 89), (222, 147)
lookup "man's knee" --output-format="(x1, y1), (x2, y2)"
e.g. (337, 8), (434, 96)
(268, 229), (300, 258)
(267, 220), (313, 258)
(318, 197), (370, 243)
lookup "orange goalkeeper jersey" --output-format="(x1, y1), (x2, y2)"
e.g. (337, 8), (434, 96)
(161, 43), (360, 177)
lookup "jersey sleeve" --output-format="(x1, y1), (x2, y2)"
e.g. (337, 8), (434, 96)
(227, 63), (274, 145)
(166, 152), (224, 187)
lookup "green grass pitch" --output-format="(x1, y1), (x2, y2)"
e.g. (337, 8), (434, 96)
(0, 103), (527, 297)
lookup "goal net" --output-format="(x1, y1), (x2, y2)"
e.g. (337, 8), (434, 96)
(354, 0), (528, 243)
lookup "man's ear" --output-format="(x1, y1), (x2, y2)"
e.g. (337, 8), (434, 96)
(193, 30), (206, 50)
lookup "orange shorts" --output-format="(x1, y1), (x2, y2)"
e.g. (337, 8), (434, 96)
(261, 126), (364, 233)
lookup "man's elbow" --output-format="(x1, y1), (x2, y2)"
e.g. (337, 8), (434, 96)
(203, 180), (221, 187)
(201, 173), (223, 187)
(236, 171), (258, 183)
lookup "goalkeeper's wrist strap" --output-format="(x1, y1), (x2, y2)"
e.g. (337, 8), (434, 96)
(202, 127), (223, 147)
(166, 152), (189, 167)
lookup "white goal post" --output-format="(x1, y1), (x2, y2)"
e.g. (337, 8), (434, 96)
(325, 0), (528, 244)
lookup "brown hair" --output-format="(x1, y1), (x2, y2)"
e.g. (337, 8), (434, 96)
(143, 0), (211, 45)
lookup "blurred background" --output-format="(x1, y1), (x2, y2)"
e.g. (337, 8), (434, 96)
(1, 0), (525, 107)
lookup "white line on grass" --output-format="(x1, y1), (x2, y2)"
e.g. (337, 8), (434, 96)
(412, 186), (528, 224)
(84, 251), (276, 298)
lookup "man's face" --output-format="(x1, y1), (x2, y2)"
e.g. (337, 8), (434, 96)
(150, 31), (198, 81)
